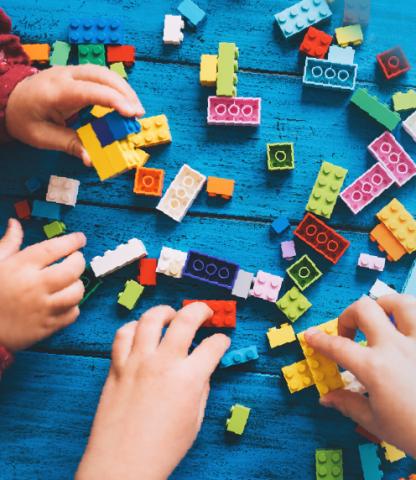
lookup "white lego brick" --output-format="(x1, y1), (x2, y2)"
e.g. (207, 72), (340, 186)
(46, 175), (80, 207)
(156, 164), (206, 222)
(368, 279), (397, 300)
(231, 269), (254, 299)
(156, 246), (188, 278)
(341, 370), (366, 394)
(327, 45), (355, 65)
(403, 111), (416, 143)
(357, 253), (385, 272)
(163, 15), (185, 45)
(90, 238), (147, 278)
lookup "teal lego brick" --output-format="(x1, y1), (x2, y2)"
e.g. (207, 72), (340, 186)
(50, 41), (71, 66)
(78, 44), (106, 65)
(358, 444), (383, 480)
(402, 258), (416, 296)
(315, 449), (343, 479)
(32, 200), (61, 220)
(177, 0), (206, 28)
(286, 254), (322, 291)
(216, 42), (238, 97)
(267, 142), (295, 170)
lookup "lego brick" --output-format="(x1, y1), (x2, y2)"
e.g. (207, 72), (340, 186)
(113, 138), (149, 169)
(138, 258), (157, 286)
(110, 61), (127, 78)
(402, 258), (416, 296)
(106, 45), (135, 66)
(294, 213), (350, 264)
(90, 238), (147, 278)
(327, 45), (355, 65)
(50, 41), (71, 66)
(46, 175), (80, 207)
(343, 0), (370, 25)
(368, 131), (416, 187)
(231, 269), (254, 299)
(267, 143), (294, 171)
(357, 253), (385, 272)
(156, 246), (188, 278)
(380, 442), (406, 463)
(220, 345), (258, 368)
(31, 200), (61, 220)
(298, 319), (344, 395)
(377, 199), (416, 253)
(286, 254), (322, 291)
(403, 111), (416, 143)
(22, 44), (50, 64)
(216, 42), (238, 97)
(68, 18), (124, 44)
(78, 44), (106, 66)
(369, 279), (397, 300)
(43, 221), (66, 239)
(303, 57), (357, 91)
(274, 0), (332, 39)
(206, 177), (235, 200)
(156, 164), (206, 222)
(90, 116), (114, 146)
(183, 250), (239, 290)
(306, 161), (348, 218)
(340, 163), (394, 215)
(350, 88), (401, 131)
(315, 449), (343, 479)
(130, 115), (172, 147)
(392, 90), (416, 112)
(163, 15), (185, 45)
(281, 240), (296, 261)
(377, 46), (410, 80)
(281, 359), (315, 393)
(267, 323), (296, 349)
(341, 370), (366, 394)
(359, 443), (383, 480)
(182, 300), (236, 328)
(80, 267), (103, 306)
(118, 280), (144, 310)
(24, 177), (42, 193)
(276, 286), (312, 322)
(91, 105), (114, 118)
(100, 141), (134, 178)
(250, 270), (284, 302)
(177, 0), (206, 28)
(14, 200), (31, 220)
(271, 217), (290, 234)
(134, 167), (165, 196)
(335, 24), (363, 47)
(207, 96), (261, 126)
(355, 425), (380, 444)
(370, 223), (407, 262)
(299, 27), (332, 59)
(200, 54), (217, 86)
(96, 110), (141, 144)
(226, 404), (250, 435)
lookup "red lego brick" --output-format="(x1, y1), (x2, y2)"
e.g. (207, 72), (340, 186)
(376, 46), (410, 80)
(138, 258), (157, 286)
(14, 200), (31, 220)
(294, 213), (350, 264)
(134, 167), (165, 196)
(107, 45), (135, 67)
(355, 425), (381, 444)
(182, 300), (237, 328)
(299, 27), (333, 59)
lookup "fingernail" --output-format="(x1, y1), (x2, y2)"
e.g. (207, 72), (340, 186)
(305, 327), (320, 338)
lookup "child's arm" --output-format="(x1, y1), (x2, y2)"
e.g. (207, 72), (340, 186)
(76, 302), (231, 480)
(304, 295), (416, 457)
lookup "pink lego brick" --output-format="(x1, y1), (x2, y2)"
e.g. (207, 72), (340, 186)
(281, 240), (296, 260)
(340, 163), (394, 214)
(207, 96), (261, 126)
(368, 131), (416, 187)
(249, 270), (283, 302)
(358, 253), (386, 272)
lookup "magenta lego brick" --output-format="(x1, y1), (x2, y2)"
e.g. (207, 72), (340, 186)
(207, 96), (261, 126)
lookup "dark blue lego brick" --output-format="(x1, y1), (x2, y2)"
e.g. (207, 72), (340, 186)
(271, 217), (290, 234)
(103, 111), (141, 141)
(32, 200), (61, 220)
(177, 0), (206, 28)
(183, 251), (239, 290)
(220, 346), (259, 368)
(303, 57), (357, 91)
(68, 18), (124, 44)
(90, 117), (115, 146)
(24, 177), (42, 193)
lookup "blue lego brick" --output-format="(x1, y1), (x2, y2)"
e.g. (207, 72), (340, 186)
(177, 0), (206, 28)
(274, 0), (332, 39)
(358, 444), (383, 480)
(68, 18), (124, 44)
(220, 345), (259, 368)
(182, 251), (239, 290)
(303, 57), (358, 91)
(90, 117), (115, 146)
(271, 217), (290, 235)
(31, 200), (61, 220)
(103, 111), (141, 141)
(24, 177), (42, 193)
(402, 258), (416, 296)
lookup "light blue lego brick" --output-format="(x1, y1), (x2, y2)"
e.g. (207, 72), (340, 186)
(220, 345), (259, 368)
(402, 258), (416, 296)
(328, 45), (355, 65)
(32, 200), (61, 220)
(68, 18), (124, 44)
(358, 444), (383, 480)
(303, 57), (357, 91)
(274, 0), (332, 39)
(177, 0), (206, 28)
(271, 217), (290, 234)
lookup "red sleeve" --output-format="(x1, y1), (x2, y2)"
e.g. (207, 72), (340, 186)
(0, 8), (12, 34)
(0, 346), (14, 380)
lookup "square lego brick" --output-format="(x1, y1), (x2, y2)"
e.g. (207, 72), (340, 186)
(286, 254), (322, 290)
(335, 24), (363, 47)
(78, 44), (106, 65)
(281, 359), (314, 393)
(156, 246), (188, 278)
(281, 240), (296, 260)
(276, 286), (312, 322)
(299, 27), (332, 59)
(46, 175), (80, 207)
(267, 143), (294, 170)
(14, 200), (31, 220)
(250, 270), (283, 302)
(271, 217), (290, 234)
(134, 167), (165, 196)
(315, 449), (343, 479)
(377, 46), (410, 80)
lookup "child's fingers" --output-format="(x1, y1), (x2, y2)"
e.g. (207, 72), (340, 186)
(51, 306), (80, 331)
(0, 218), (23, 261)
(49, 280), (85, 313)
(43, 251), (85, 293)
(377, 294), (416, 337)
(111, 321), (138, 371)
(188, 334), (231, 377)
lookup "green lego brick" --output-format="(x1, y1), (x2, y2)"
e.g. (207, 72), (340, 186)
(78, 44), (106, 66)
(286, 254), (323, 291)
(306, 161), (348, 219)
(50, 41), (71, 66)
(226, 404), (250, 435)
(43, 220), (66, 239)
(316, 449), (343, 479)
(110, 61), (128, 79)
(392, 89), (416, 112)
(80, 267), (103, 306)
(267, 143), (294, 171)
(276, 286), (312, 322)
(117, 280), (144, 310)
(216, 42), (238, 97)
(350, 88), (401, 131)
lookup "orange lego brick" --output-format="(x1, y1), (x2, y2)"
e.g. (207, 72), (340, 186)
(206, 177), (235, 200)
(370, 222), (407, 262)
(134, 167), (165, 196)
(182, 300), (236, 328)
(281, 359), (315, 393)
(22, 44), (50, 64)
(106, 45), (135, 66)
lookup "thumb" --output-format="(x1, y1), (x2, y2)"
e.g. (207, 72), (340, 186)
(0, 218), (24, 261)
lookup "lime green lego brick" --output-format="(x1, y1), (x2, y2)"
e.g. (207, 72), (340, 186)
(117, 280), (144, 310)
(350, 88), (401, 131)
(267, 143), (294, 171)
(226, 404), (250, 435)
(50, 41), (71, 66)
(43, 221), (66, 239)
(110, 62), (128, 79)
(306, 161), (348, 219)
(392, 90), (416, 112)
(286, 254), (323, 291)
(78, 44), (106, 66)
(216, 42), (238, 97)
(276, 286), (312, 322)
(316, 449), (343, 479)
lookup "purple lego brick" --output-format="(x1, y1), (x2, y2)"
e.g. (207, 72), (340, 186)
(358, 253), (385, 272)
(207, 96), (261, 126)
(281, 240), (296, 260)
(90, 116), (115, 146)
(250, 270), (283, 302)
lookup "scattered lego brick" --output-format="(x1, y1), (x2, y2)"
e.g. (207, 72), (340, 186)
(306, 161), (348, 218)
(281, 359), (314, 393)
(118, 280), (144, 310)
(68, 18), (124, 44)
(207, 96), (261, 126)
(294, 213), (350, 264)
(22, 44), (50, 64)
(271, 217), (290, 234)
(50, 41), (71, 66)
(130, 114), (172, 147)
(216, 42), (238, 97)
(392, 90), (416, 112)
(24, 177), (42, 193)
(403, 111), (416, 143)
(46, 175), (80, 207)
(182, 300), (236, 328)
(110, 62), (127, 78)
(357, 253), (385, 272)
(350, 88), (401, 131)
(359, 443), (383, 480)
(80, 267), (103, 306)
(286, 254), (322, 291)
(250, 270), (284, 302)
(226, 404), (250, 435)
(276, 286), (312, 322)
(327, 45), (355, 65)
(78, 44), (106, 66)
(377, 46), (410, 80)
(315, 449), (343, 479)
(156, 246), (188, 278)
(402, 258), (416, 296)
(106, 45), (135, 67)
(43, 221), (66, 239)
(341, 370), (366, 394)
(267, 143), (294, 171)
(274, 0), (332, 39)
(134, 167), (165, 196)
(281, 240), (296, 261)
(377, 199), (416, 253)
(380, 441), (406, 463)
(370, 223), (407, 262)
(343, 0), (370, 25)
(14, 200), (31, 220)
(355, 425), (381, 444)
(206, 177), (235, 200)
(31, 200), (61, 220)
(267, 323), (296, 349)
(299, 27), (332, 59)
(163, 15), (184, 45)
(231, 269), (254, 299)
(113, 138), (149, 169)
(92, 111), (141, 146)
(177, 0), (206, 28)
(200, 54), (217, 86)
(138, 258), (157, 286)
(182, 250), (239, 290)
(335, 24), (363, 47)
(303, 57), (357, 91)
(220, 345), (258, 368)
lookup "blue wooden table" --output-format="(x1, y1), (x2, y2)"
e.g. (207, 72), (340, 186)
(1, 0), (416, 478)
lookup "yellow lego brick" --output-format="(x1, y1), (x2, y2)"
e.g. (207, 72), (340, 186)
(376, 198), (416, 254)
(335, 24), (363, 47)
(281, 359), (315, 393)
(77, 124), (114, 181)
(200, 54), (217, 87)
(91, 105), (114, 118)
(298, 319), (344, 396)
(267, 323), (296, 349)
(129, 114), (172, 148)
(102, 141), (131, 175)
(116, 138), (149, 169)
(380, 442), (406, 463)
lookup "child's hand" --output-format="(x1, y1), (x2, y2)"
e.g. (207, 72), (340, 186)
(76, 303), (230, 480)
(305, 295), (416, 457)
(5, 65), (144, 166)
(0, 218), (86, 351)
